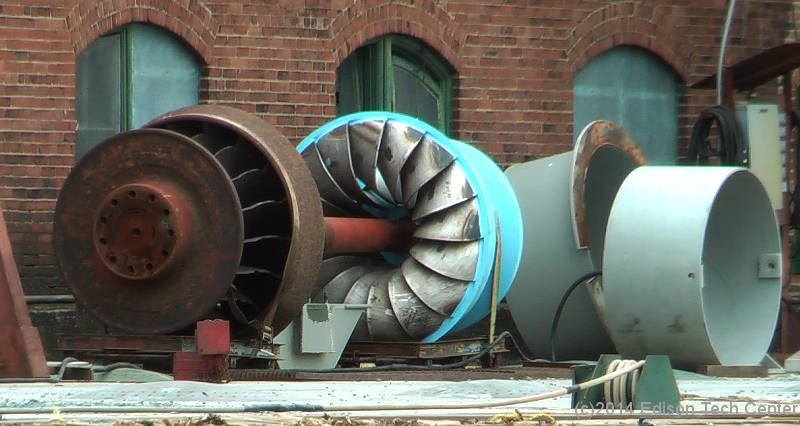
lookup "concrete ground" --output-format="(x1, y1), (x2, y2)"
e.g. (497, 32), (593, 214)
(3, 366), (800, 425)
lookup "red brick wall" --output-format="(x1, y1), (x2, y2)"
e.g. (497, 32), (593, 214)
(0, 0), (793, 294)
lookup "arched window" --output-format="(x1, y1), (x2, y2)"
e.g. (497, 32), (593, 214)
(336, 35), (454, 134)
(76, 24), (201, 158)
(573, 46), (682, 164)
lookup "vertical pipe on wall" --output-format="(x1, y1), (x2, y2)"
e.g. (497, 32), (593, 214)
(717, 0), (737, 106)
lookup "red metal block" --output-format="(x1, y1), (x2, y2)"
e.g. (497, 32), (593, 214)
(173, 351), (229, 382)
(172, 351), (205, 381)
(196, 320), (230, 355)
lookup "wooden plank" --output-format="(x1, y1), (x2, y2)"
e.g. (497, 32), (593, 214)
(698, 365), (769, 378)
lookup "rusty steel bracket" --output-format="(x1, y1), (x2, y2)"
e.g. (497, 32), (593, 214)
(0, 204), (49, 378)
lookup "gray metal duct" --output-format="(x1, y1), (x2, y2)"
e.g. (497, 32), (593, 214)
(601, 166), (781, 369)
(505, 121), (646, 360)
(506, 119), (781, 368)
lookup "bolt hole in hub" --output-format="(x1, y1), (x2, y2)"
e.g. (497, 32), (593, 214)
(93, 182), (187, 280)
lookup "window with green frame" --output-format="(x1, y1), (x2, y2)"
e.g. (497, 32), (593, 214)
(76, 24), (201, 159)
(336, 35), (454, 134)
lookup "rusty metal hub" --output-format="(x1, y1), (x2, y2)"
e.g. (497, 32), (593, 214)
(94, 182), (190, 280)
(55, 128), (244, 334)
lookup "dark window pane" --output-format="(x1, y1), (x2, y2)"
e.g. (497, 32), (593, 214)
(417, 80), (439, 127)
(129, 24), (200, 128)
(393, 66), (415, 115)
(394, 65), (439, 127)
(335, 35), (452, 133)
(336, 55), (359, 116)
(574, 46), (680, 164)
(76, 33), (122, 159)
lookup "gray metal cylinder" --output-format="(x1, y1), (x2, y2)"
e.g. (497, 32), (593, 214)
(505, 152), (614, 359)
(602, 166), (782, 368)
(505, 121), (646, 360)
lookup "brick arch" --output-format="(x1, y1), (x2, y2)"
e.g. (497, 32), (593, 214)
(563, 1), (690, 82)
(66, 0), (217, 64)
(329, 0), (466, 71)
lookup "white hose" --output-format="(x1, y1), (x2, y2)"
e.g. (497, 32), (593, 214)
(603, 359), (642, 408)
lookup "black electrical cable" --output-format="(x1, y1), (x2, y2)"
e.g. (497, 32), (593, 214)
(688, 105), (748, 166)
(504, 330), (559, 364)
(0, 357), (78, 384)
(550, 271), (602, 362)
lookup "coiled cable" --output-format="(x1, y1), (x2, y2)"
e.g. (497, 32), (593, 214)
(688, 105), (748, 166)
(603, 359), (642, 407)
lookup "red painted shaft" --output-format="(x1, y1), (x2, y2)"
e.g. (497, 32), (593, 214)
(324, 217), (415, 254)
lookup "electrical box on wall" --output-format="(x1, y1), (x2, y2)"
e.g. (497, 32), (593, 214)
(737, 103), (783, 210)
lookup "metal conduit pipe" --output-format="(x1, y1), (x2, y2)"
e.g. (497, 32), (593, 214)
(601, 167), (781, 369)
(298, 112), (524, 342)
(504, 121), (646, 360)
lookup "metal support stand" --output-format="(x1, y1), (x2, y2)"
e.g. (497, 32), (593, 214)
(572, 354), (680, 411)
(274, 303), (368, 370)
(60, 321), (277, 381)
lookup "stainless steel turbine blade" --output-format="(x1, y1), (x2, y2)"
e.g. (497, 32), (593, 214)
(400, 135), (454, 203)
(311, 256), (385, 301)
(366, 278), (411, 341)
(409, 240), (480, 281)
(302, 144), (359, 212)
(411, 163), (476, 221)
(344, 269), (393, 341)
(348, 120), (384, 192)
(316, 124), (371, 202)
(387, 270), (446, 339)
(414, 198), (482, 241)
(378, 121), (424, 202)
(401, 257), (470, 316)
(316, 265), (389, 303)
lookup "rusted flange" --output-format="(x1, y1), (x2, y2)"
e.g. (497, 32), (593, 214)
(570, 120), (647, 249)
(94, 181), (191, 280)
(145, 105), (324, 334)
(54, 129), (243, 334)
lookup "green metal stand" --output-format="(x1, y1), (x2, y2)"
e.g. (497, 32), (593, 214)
(572, 354), (680, 412)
